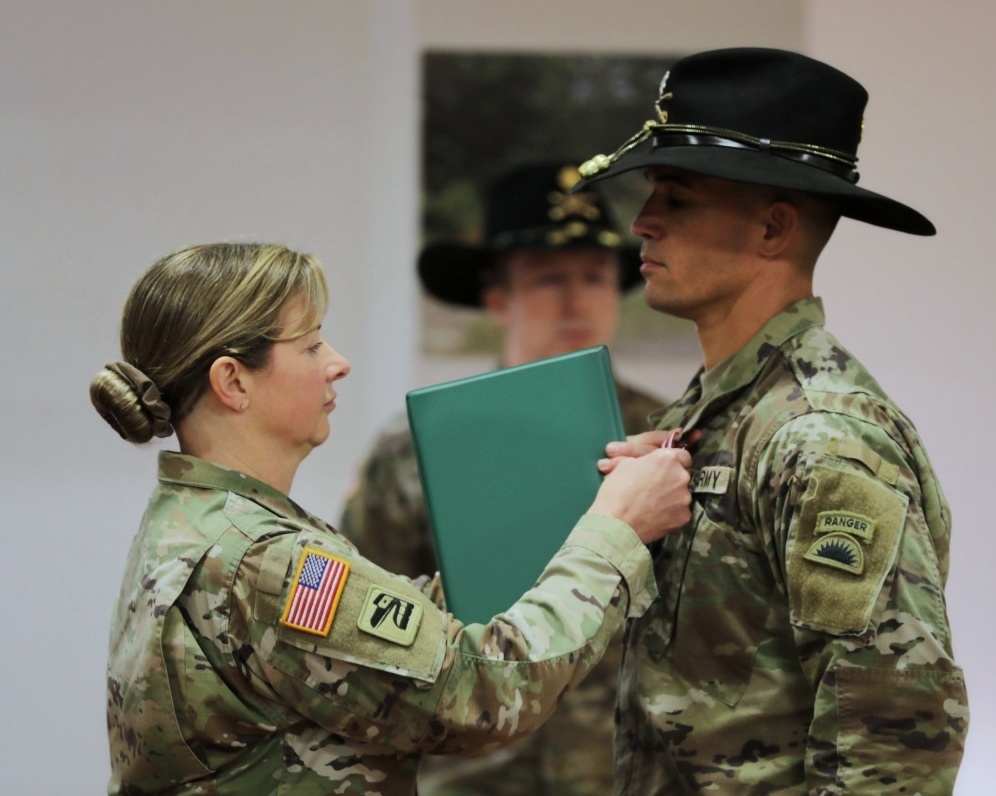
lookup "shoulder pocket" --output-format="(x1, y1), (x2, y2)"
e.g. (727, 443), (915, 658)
(834, 665), (968, 791)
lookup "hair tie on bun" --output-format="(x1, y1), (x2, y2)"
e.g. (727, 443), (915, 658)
(105, 361), (172, 438)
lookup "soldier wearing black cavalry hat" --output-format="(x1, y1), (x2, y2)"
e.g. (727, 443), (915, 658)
(591, 47), (969, 794)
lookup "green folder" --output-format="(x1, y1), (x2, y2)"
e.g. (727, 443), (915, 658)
(406, 345), (625, 625)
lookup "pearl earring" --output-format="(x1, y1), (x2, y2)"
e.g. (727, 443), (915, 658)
(239, 402), (247, 411)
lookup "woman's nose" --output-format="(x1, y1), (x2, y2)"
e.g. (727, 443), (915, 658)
(326, 348), (350, 380)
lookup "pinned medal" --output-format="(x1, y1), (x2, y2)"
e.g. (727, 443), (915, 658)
(662, 428), (685, 449)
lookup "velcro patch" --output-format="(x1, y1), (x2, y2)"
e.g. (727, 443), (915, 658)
(357, 584), (423, 646)
(280, 548), (350, 637)
(690, 466), (733, 495)
(788, 464), (908, 635)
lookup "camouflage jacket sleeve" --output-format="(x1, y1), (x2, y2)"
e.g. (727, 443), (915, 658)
(229, 512), (657, 758)
(754, 410), (968, 793)
(339, 413), (439, 579)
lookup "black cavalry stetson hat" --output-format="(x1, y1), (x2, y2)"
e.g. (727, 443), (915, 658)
(418, 161), (644, 308)
(576, 48), (935, 236)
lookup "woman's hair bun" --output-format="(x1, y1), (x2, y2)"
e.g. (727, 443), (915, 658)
(90, 361), (173, 444)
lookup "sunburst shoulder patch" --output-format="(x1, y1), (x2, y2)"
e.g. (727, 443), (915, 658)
(804, 532), (865, 575)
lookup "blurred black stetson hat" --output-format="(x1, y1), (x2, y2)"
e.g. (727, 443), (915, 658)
(576, 47), (935, 236)
(418, 161), (643, 308)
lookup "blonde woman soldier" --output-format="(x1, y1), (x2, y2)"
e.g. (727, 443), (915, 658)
(90, 242), (692, 796)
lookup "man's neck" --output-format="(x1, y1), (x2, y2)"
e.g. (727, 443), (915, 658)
(696, 279), (812, 371)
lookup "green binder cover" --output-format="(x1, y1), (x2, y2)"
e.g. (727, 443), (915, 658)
(406, 345), (625, 625)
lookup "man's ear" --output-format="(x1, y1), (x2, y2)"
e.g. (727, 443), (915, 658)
(208, 356), (250, 412)
(758, 201), (799, 259)
(482, 284), (510, 327)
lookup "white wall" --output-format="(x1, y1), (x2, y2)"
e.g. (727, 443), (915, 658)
(0, 2), (417, 792)
(0, 1), (989, 792)
(806, 5), (995, 792)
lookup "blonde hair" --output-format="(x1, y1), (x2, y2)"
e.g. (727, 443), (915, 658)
(90, 242), (329, 443)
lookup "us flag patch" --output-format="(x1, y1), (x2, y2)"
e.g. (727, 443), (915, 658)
(280, 549), (350, 636)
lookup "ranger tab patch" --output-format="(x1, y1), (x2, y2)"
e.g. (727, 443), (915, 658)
(815, 510), (875, 542)
(280, 549), (350, 636)
(358, 585), (423, 646)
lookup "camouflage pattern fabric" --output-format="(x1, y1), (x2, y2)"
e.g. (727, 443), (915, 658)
(340, 379), (663, 795)
(106, 452), (658, 796)
(615, 298), (969, 794)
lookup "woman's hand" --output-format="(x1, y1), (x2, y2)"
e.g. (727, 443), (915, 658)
(597, 428), (700, 474)
(589, 446), (693, 544)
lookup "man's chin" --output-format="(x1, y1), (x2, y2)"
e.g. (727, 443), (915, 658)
(644, 294), (690, 320)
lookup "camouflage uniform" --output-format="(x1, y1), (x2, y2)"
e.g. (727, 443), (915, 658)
(616, 297), (968, 794)
(106, 451), (659, 796)
(340, 379), (663, 795)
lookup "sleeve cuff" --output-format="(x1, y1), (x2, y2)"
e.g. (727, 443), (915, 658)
(565, 514), (659, 617)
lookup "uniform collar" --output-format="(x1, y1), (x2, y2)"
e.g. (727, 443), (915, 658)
(702, 296), (825, 396)
(661, 297), (825, 432)
(156, 451), (315, 523)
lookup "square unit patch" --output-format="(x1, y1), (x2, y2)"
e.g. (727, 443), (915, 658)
(357, 584), (423, 646)
(280, 548), (350, 637)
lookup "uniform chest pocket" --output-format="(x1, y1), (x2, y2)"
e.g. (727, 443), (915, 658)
(662, 499), (775, 707)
